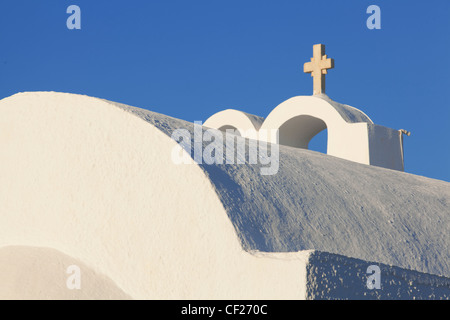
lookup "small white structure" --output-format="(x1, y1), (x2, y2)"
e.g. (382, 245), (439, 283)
(202, 109), (264, 137)
(204, 44), (406, 171)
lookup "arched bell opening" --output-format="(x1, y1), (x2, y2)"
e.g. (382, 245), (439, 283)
(278, 115), (328, 152)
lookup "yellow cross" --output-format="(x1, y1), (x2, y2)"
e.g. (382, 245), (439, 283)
(303, 44), (334, 95)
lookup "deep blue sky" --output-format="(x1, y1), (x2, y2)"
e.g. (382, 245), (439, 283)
(1, 1), (449, 181)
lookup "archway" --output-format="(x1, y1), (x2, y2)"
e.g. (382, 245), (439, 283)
(308, 128), (328, 154)
(278, 115), (327, 150)
(217, 125), (242, 136)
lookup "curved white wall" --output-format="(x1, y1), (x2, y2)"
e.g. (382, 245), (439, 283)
(204, 109), (264, 136)
(0, 246), (131, 300)
(0, 92), (310, 299)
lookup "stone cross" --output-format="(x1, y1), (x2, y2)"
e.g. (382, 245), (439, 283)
(304, 44), (334, 95)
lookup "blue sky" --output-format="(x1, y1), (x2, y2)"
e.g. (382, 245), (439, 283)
(1, 0), (449, 181)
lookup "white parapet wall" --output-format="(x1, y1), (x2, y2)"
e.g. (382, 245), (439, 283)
(367, 124), (404, 171)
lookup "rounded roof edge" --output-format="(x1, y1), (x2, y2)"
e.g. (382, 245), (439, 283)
(204, 109), (265, 133)
(313, 94), (373, 124)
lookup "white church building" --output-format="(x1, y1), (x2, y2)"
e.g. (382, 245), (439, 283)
(0, 45), (448, 299)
